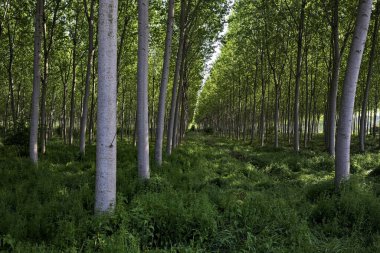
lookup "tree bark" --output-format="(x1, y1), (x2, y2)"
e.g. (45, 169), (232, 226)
(95, 0), (118, 214)
(259, 50), (266, 147)
(137, 0), (150, 179)
(29, 0), (44, 163)
(69, 12), (79, 145)
(250, 59), (258, 144)
(293, 0), (306, 152)
(79, 0), (95, 155)
(7, 21), (16, 127)
(40, 0), (60, 154)
(327, 0), (341, 156)
(167, 0), (186, 155)
(335, 0), (372, 188)
(155, 0), (175, 165)
(359, 1), (380, 152)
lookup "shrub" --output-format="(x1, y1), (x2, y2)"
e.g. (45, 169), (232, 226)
(3, 126), (29, 157)
(128, 190), (218, 248)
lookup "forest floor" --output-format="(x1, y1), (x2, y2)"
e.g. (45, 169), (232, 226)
(1, 132), (380, 252)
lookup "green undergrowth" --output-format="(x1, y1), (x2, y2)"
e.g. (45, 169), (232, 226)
(1, 133), (380, 252)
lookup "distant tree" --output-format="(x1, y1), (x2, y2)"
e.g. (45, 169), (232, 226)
(29, 0), (44, 164)
(155, 0), (175, 166)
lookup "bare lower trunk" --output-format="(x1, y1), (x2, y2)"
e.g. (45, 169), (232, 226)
(79, 0), (95, 155)
(359, 1), (380, 152)
(7, 22), (16, 126)
(29, 0), (44, 163)
(95, 0), (118, 214)
(294, 0), (305, 152)
(89, 52), (96, 145)
(69, 13), (79, 145)
(137, 0), (150, 179)
(335, 0), (372, 188)
(167, 0), (186, 155)
(155, 0), (175, 165)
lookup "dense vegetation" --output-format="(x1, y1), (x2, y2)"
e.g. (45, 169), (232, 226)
(1, 132), (380, 252)
(1, 0), (380, 251)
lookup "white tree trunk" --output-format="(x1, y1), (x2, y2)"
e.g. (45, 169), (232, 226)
(29, 0), (44, 164)
(335, 0), (372, 187)
(137, 0), (150, 179)
(79, 0), (95, 155)
(95, 0), (118, 213)
(293, 0), (305, 152)
(155, 0), (175, 166)
(167, 0), (186, 155)
(359, 1), (380, 152)
(327, 0), (340, 156)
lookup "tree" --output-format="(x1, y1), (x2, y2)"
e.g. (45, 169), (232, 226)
(359, 0), (380, 152)
(94, 0), (118, 213)
(167, 0), (186, 155)
(29, 0), (44, 164)
(293, 0), (306, 152)
(155, 0), (175, 166)
(79, 0), (95, 155)
(137, 0), (150, 179)
(335, 0), (372, 188)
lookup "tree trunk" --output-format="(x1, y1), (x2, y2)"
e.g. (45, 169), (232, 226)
(137, 0), (150, 179)
(335, 0), (372, 188)
(327, 0), (341, 156)
(7, 21), (16, 127)
(250, 59), (258, 144)
(293, 0), (306, 152)
(40, 0), (60, 154)
(29, 0), (44, 163)
(89, 52), (96, 145)
(95, 0), (118, 214)
(155, 0), (175, 165)
(259, 50), (266, 147)
(359, 1), (380, 152)
(79, 0), (95, 155)
(304, 45), (309, 148)
(69, 12), (79, 145)
(167, 0), (186, 155)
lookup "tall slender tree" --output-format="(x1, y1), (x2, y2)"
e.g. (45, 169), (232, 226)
(155, 0), (175, 166)
(95, 0), (118, 213)
(79, 0), (95, 155)
(29, 0), (44, 164)
(167, 0), (186, 155)
(335, 0), (372, 188)
(137, 0), (150, 179)
(293, 0), (306, 152)
(359, 0), (380, 152)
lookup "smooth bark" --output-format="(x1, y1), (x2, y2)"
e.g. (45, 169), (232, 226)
(155, 0), (175, 165)
(335, 0), (372, 188)
(359, 1), (380, 152)
(29, 0), (44, 163)
(79, 0), (95, 155)
(137, 0), (150, 179)
(95, 0), (118, 214)
(167, 0), (186, 155)
(293, 0), (306, 152)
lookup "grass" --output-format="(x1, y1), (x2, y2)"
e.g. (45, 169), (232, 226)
(1, 132), (380, 252)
